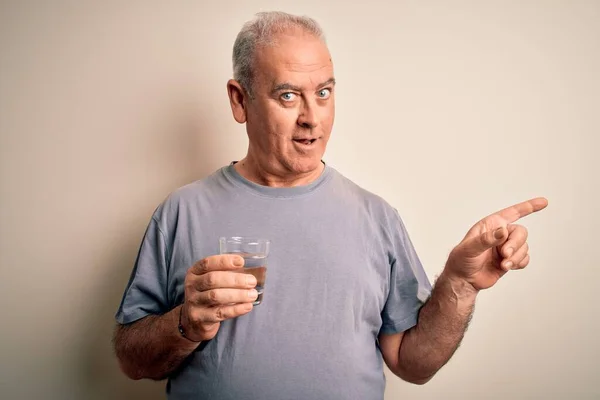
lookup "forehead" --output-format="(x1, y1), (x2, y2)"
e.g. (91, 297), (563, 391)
(253, 31), (334, 89)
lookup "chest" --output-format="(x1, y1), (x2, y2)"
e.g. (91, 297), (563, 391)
(168, 197), (391, 326)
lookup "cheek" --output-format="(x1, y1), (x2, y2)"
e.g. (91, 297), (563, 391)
(267, 107), (299, 137)
(321, 104), (335, 131)
(249, 104), (294, 143)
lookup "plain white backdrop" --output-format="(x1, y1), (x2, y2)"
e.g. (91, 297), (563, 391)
(1, 1), (598, 399)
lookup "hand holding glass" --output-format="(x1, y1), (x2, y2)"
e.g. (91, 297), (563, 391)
(219, 237), (270, 306)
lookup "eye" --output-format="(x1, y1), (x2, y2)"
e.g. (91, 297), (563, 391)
(318, 88), (331, 99)
(281, 92), (297, 101)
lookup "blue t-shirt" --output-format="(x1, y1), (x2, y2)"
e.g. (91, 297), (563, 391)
(116, 163), (432, 400)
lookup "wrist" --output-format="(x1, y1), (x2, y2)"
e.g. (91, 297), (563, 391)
(439, 270), (479, 299)
(178, 304), (203, 343)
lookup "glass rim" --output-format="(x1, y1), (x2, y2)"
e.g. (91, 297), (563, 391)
(219, 236), (270, 244)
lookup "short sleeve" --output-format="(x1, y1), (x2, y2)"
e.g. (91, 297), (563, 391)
(115, 216), (170, 325)
(380, 210), (432, 335)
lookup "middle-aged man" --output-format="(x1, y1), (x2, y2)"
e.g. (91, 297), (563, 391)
(113, 11), (548, 399)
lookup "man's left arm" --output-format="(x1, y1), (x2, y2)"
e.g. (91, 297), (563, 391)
(379, 197), (548, 384)
(379, 271), (477, 384)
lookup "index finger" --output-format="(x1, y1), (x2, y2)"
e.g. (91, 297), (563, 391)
(189, 254), (244, 275)
(493, 197), (548, 223)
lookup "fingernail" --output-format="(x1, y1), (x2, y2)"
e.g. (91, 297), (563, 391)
(494, 228), (504, 239)
(248, 289), (258, 298)
(504, 261), (513, 270)
(246, 274), (257, 286)
(233, 257), (244, 267)
(505, 247), (514, 257)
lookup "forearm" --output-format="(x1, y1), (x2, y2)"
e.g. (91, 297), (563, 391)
(398, 271), (478, 383)
(113, 305), (200, 380)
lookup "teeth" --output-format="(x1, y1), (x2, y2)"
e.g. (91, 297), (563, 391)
(294, 139), (316, 145)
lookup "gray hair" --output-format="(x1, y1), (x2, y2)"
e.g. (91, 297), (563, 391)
(232, 11), (326, 97)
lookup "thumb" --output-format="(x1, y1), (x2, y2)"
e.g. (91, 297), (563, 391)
(460, 226), (508, 257)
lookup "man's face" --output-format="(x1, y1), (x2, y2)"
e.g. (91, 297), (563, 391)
(244, 30), (335, 176)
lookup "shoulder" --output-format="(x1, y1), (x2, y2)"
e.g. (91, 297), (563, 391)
(330, 168), (400, 220)
(329, 168), (413, 256)
(151, 167), (227, 223)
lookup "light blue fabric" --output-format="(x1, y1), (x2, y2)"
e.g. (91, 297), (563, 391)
(116, 162), (432, 400)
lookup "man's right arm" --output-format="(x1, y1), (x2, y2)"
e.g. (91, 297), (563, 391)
(113, 305), (199, 380)
(114, 254), (258, 381)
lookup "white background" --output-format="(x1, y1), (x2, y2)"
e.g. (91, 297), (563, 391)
(1, 1), (598, 399)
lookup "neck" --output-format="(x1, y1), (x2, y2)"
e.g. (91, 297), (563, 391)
(233, 156), (324, 188)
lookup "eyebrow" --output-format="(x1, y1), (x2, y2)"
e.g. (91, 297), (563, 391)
(271, 78), (336, 94)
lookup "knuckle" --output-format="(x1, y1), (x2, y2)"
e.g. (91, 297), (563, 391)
(189, 308), (202, 324)
(204, 271), (217, 288)
(199, 258), (210, 272)
(214, 307), (228, 321)
(207, 289), (220, 303)
(191, 258), (208, 275)
(516, 225), (528, 238)
(193, 292), (204, 305)
(510, 243), (528, 259)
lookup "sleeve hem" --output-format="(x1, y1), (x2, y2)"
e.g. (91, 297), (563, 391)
(115, 309), (153, 325)
(379, 312), (419, 335)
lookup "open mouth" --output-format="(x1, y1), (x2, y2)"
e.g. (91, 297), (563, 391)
(293, 138), (317, 145)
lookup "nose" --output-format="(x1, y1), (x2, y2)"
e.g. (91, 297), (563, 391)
(297, 99), (319, 129)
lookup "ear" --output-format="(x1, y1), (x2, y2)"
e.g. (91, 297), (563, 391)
(227, 79), (248, 124)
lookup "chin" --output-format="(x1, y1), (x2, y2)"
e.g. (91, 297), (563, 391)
(288, 157), (323, 174)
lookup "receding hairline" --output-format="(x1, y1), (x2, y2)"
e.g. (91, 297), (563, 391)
(232, 11), (328, 95)
(250, 31), (334, 94)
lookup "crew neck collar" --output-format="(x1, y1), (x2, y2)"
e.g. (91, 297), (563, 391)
(222, 161), (332, 198)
